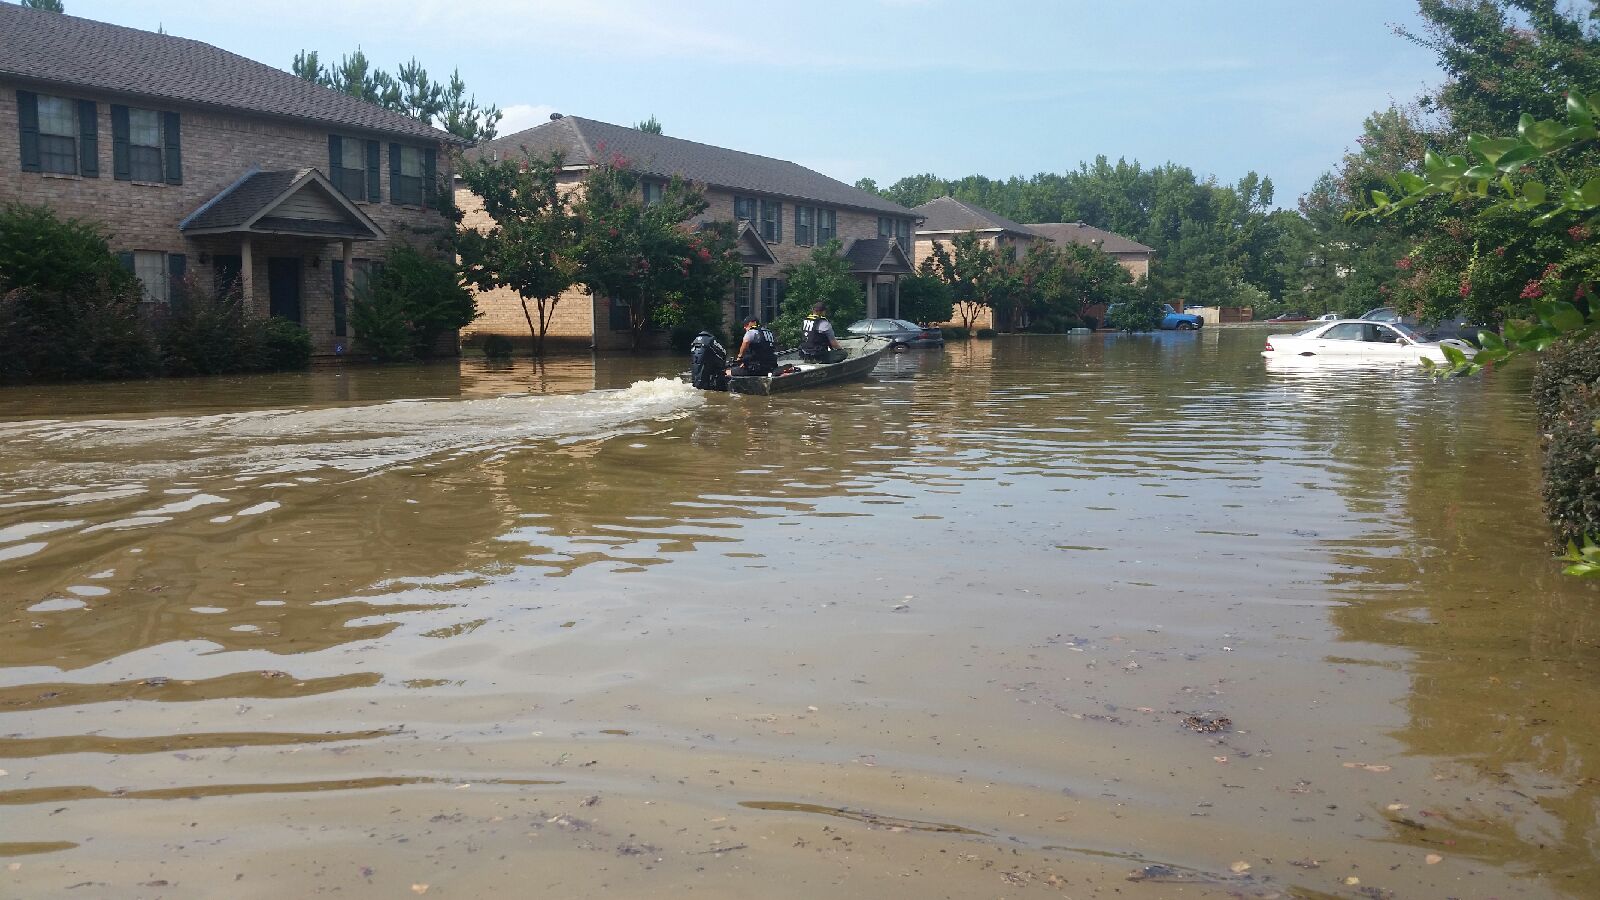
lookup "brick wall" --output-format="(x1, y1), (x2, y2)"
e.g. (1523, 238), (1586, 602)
(0, 79), (454, 356)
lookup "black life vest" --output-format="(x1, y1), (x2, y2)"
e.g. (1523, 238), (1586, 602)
(801, 314), (831, 352)
(743, 327), (778, 373)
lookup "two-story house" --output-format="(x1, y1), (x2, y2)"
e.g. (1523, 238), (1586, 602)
(457, 115), (921, 350)
(0, 5), (464, 357)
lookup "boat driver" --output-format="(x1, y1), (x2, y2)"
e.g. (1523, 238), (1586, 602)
(800, 303), (844, 362)
(728, 315), (779, 377)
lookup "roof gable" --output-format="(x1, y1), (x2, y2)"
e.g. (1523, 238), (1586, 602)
(0, 4), (460, 144)
(181, 168), (384, 240)
(843, 238), (914, 275)
(472, 116), (916, 218)
(912, 197), (1038, 237)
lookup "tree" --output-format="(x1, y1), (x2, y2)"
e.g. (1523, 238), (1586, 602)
(21, 0), (65, 11)
(896, 272), (954, 326)
(441, 69), (501, 143)
(635, 115), (662, 135)
(456, 150), (579, 357)
(572, 156), (736, 351)
(922, 232), (999, 330)
(290, 49), (500, 142)
(773, 241), (863, 346)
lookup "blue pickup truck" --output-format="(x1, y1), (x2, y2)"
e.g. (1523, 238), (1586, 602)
(1107, 303), (1205, 330)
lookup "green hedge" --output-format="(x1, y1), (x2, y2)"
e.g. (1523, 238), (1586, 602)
(1536, 334), (1600, 545)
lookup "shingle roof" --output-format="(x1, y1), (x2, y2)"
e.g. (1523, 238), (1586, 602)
(0, 4), (460, 144)
(1027, 222), (1154, 255)
(843, 238), (913, 275)
(472, 116), (916, 218)
(912, 197), (1039, 237)
(182, 169), (304, 231)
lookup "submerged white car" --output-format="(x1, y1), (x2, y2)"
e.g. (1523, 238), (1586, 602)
(1261, 319), (1477, 367)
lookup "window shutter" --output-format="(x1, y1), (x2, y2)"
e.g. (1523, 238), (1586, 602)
(328, 133), (341, 179)
(389, 142), (401, 204)
(17, 90), (40, 172)
(365, 140), (380, 203)
(76, 100), (98, 177)
(423, 147), (437, 204)
(110, 104), (130, 181)
(775, 202), (782, 243)
(162, 111), (181, 184)
(117, 251), (134, 271)
(168, 253), (187, 307)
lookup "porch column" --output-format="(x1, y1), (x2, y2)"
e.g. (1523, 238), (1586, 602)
(341, 239), (354, 295)
(239, 234), (254, 307)
(893, 274), (902, 319)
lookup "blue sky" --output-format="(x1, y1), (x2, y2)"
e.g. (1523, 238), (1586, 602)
(63, 0), (1443, 206)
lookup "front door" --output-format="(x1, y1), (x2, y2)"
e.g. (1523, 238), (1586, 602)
(213, 254), (242, 299)
(268, 257), (301, 322)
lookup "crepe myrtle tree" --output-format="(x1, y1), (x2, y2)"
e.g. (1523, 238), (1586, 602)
(1361, 89), (1600, 577)
(922, 231), (999, 331)
(456, 149), (579, 357)
(572, 154), (738, 351)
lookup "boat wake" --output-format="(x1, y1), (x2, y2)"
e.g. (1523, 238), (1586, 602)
(0, 377), (703, 503)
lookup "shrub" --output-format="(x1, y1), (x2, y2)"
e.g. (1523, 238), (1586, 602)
(1106, 295), (1164, 332)
(1531, 333), (1600, 427)
(774, 241), (864, 346)
(1542, 387), (1600, 546)
(481, 334), (515, 359)
(157, 278), (309, 376)
(352, 241), (477, 361)
(943, 326), (970, 340)
(976, 328), (996, 339)
(0, 204), (159, 382)
(1024, 312), (1083, 333)
(253, 317), (312, 371)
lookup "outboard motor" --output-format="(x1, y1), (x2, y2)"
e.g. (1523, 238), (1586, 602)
(689, 331), (728, 391)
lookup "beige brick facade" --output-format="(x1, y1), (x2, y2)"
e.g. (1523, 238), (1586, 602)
(0, 78), (455, 357)
(457, 179), (918, 352)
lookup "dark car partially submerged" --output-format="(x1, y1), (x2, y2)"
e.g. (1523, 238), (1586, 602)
(1360, 307), (1494, 345)
(846, 318), (945, 349)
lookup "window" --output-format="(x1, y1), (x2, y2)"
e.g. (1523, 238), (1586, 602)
(37, 94), (78, 175)
(896, 219), (910, 248)
(734, 195), (757, 222)
(127, 108), (163, 182)
(760, 277), (784, 323)
(878, 216), (893, 239)
(817, 208), (836, 244)
(734, 273), (753, 325)
(760, 199), (782, 243)
(1321, 323), (1367, 341)
(331, 135), (368, 200)
(795, 206), (814, 246)
(132, 251), (168, 304)
(642, 180), (664, 205)
(392, 145), (425, 206)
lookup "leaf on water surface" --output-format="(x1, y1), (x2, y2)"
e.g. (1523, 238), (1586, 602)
(1386, 803), (1408, 811)
(1230, 861), (1252, 874)
(1425, 854), (1443, 865)
(1344, 876), (1361, 885)
(411, 884), (430, 895)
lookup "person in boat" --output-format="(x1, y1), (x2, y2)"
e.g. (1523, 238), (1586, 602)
(728, 315), (779, 377)
(800, 303), (844, 363)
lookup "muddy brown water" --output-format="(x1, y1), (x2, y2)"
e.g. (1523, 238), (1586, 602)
(1, 329), (1595, 899)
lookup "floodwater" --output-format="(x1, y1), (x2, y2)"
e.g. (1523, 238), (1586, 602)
(1, 329), (1595, 899)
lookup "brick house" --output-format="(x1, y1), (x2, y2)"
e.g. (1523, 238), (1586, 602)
(910, 196), (1042, 331)
(912, 197), (1154, 331)
(457, 115), (920, 351)
(1025, 221), (1154, 283)
(0, 5), (464, 357)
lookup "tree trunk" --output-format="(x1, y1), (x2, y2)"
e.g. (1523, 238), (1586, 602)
(520, 297), (541, 358)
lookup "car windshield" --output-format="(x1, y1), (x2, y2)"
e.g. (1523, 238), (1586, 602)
(1388, 322), (1426, 341)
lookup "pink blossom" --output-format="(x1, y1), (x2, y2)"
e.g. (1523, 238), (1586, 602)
(1520, 280), (1544, 299)
(1395, 257), (1413, 270)
(1459, 280), (1471, 298)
